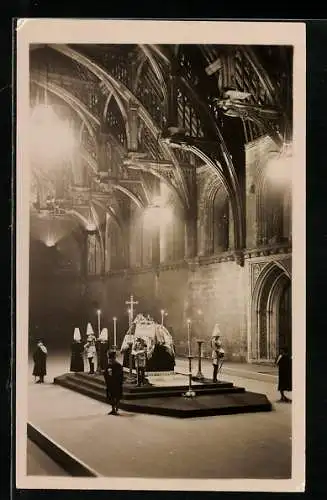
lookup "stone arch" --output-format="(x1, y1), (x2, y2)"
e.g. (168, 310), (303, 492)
(48, 44), (131, 148)
(177, 78), (246, 248)
(135, 45), (168, 108)
(197, 168), (234, 256)
(125, 161), (186, 211)
(47, 43), (190, 209)
(31, 77), (102, 188)
(113, 185), (144, 209)
(188, 145), (244, 253)
(95, 209), (124, 274)
(103, 95), (128, 148)
(251, 262), (291, 362)
(31, 77), (100, 135)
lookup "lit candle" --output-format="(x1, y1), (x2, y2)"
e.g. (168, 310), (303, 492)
(113, 317), (117, 347)
(161, 309), (165, 325)
(187, 319), (192, 356)
(97, 309), (101, 337)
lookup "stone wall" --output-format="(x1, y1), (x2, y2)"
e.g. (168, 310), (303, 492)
(28, 135), (292, 361)
(28, 276), (87, 349)
(82, 258), (247, 362)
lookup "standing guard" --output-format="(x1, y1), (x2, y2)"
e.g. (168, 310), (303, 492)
(132, 337), (147, 386)
(211, 324), (225, 382)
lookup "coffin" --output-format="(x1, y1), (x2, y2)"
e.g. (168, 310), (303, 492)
(121, 320), (175, 372)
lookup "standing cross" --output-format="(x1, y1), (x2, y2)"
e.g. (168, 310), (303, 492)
(125, 295), (139, 325)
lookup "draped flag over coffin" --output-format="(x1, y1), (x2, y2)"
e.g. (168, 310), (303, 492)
(134, 323), (175, 359)
(120, 318), (175, 372)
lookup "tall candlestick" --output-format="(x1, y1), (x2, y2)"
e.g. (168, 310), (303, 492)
(97, 309), (101, 337)
(195, 340), (205, 380)
(187, 319), (192, 356)
(184, 319), (196, 398)
(113, 317), (117, 348)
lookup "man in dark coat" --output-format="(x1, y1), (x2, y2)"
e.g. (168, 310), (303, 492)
(103, 350), (124, 415)
(276, 347), (292, 402)
(32, 340), (48, 383)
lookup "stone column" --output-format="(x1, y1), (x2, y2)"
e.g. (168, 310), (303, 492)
(81, 231), (89, 279)
(184, 167), (198, 260)
(151, 178), (161, 268)
(152, 225), (161, 268)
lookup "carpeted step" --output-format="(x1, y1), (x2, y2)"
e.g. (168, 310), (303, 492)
(123, 386), (245, 400)
(53, 372), (272, 418)
(59, 374), (106, 391)
(58, 373), (235, 393)
(53, 377), (107, 403)
(124, 381), (234, 393)
(54, 373), (245, 400)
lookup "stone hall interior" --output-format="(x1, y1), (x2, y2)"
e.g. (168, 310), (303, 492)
(29, 43), (292, 361)
(24, 41), (296, 481)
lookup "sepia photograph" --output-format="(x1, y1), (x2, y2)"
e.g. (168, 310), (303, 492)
(15, 19), (306, 492)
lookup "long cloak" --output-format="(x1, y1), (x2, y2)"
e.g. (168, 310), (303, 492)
(70, 341), (84, 372)
(103, 360), (124, 401)
(277, 354), (292, 391)
(121, 324), (136, 369)
(146, 344), (175, 371)
(32, 346), (47, 377)
(97, 341), (109, 371)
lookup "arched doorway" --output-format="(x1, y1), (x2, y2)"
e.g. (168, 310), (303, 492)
(251, 263), (292, 362)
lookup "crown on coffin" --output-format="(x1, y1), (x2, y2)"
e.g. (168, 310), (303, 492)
(133, 313), (155, 325)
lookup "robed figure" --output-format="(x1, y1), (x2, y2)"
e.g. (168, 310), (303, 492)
(97, 328), (109, 372)
(120, 322), (136, 369)
(132, 337), (147, 386)
(32, 340), (48, 383)
(103, 350), (124, 415)
(276, 347), (292, 402)
(70, 328), (84, 373)
(211, 324), (225, 382)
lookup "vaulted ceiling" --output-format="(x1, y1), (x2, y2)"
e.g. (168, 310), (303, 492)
(29, 43), (293, 252)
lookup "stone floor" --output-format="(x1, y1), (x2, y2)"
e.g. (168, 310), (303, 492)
(26, 352), (292, 480)
(27, 439), (69, 476)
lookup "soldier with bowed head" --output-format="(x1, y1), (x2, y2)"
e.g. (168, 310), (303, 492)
(211, 324), (225, 383)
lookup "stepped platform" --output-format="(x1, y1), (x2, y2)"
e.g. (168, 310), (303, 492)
(53, 371), (272, 418)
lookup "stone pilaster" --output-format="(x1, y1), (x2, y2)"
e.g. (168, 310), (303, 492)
(185, 210), (198, 259)
(80, 231), (89, 280)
